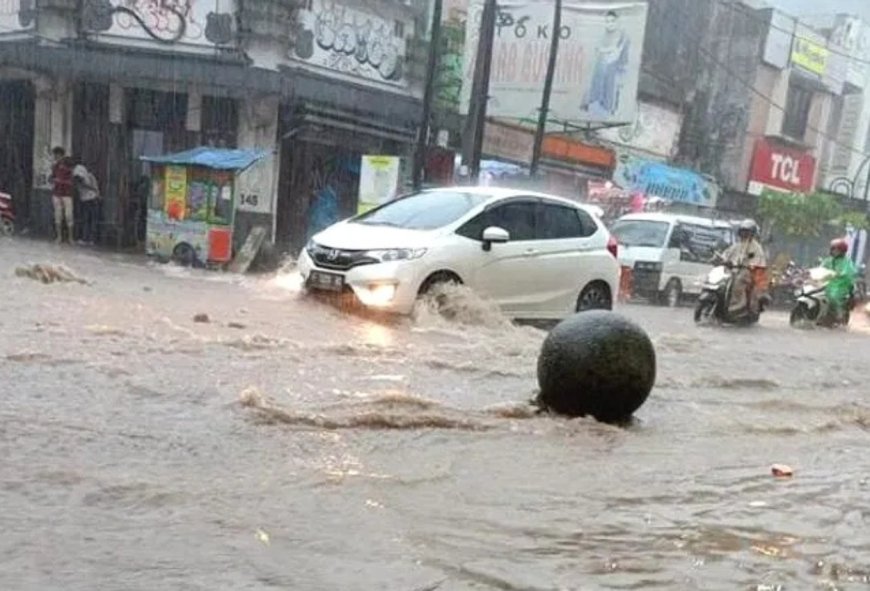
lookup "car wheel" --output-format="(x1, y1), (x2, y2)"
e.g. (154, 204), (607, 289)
(172, 243), (197, 267)
(576, 282), (613, 312)
(418, 272), (463, 315)
(662, 279), (682, 308)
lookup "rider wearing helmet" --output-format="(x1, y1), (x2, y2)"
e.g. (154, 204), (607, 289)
(722, 219), (768, 315)
(821, 237), (857, 320)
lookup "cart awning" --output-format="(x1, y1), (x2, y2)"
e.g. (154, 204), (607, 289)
(142, 147), (270, 171)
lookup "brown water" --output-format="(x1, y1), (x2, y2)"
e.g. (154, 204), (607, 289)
(2, 237), (869, 590)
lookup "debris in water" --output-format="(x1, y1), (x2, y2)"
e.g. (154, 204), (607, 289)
(15, 263), (88, 285)
(255, 528), (270, 546)
(227, 321), (246, 329)
(193, 313), (211, 323)
(771, 464), (794, 478)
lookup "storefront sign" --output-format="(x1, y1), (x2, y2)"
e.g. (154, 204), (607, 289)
(80, 0), (237, 50)
(164, 165), (187, 220)
(762, 10), (795, 70)
(791, 32), (828, 77)
(358, 155), (400, 213)
(461, 1), (647, 126)
(482, 121), (534, 164)
(613, 153), (718, 207)
(542, 135), (614, 169)
(289, 0), (411, 86)
(0, 0), (35, 35)
(747, 138), (816, 196)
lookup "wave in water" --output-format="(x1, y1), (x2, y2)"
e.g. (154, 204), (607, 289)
(238, 387), (538, 431)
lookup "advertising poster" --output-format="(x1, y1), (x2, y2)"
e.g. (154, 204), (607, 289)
(165, 165), (188, 220)
(358, 155), (400, 214)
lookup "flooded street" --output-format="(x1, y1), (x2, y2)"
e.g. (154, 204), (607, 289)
(2, 238), (869, 590)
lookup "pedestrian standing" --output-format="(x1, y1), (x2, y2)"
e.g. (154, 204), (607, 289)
(73, 163), (101, 245)
(50, 147), (75, 244)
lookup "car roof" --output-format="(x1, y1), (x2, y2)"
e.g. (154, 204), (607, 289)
(616, 212), (734, 228)
(425, 186), (595, 212)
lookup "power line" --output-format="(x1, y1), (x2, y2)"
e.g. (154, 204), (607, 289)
(659, 0), (870, 162)
(720, 0), (870, 68)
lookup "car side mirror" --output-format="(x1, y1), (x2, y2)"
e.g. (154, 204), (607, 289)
(482, 226), (510, 251)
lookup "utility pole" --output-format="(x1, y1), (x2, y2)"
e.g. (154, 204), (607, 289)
(461, 0), (497, 182)
(529, 0), (562, 176)
(412, 0), (444, 191)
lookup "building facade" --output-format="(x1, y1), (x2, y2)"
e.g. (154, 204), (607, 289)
(0, 0), (429, 252)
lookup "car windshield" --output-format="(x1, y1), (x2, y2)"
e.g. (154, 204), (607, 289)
(610, 220), (670, 247)
(353, 190), (487, 230)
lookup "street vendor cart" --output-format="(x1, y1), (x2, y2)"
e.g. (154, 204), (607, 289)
(142, 147), (267, 267)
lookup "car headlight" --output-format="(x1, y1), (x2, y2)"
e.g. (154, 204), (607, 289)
(364, 248), (427, 262)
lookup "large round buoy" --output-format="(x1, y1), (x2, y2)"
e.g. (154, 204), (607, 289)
(537, 310), (656, 423)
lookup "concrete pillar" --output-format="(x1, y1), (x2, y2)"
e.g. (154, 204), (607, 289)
(235, 93), (280, 245)
(31, 75), (72, 235)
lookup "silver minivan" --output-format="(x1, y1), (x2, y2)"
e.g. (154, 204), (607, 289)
(610, 213), (735, 306)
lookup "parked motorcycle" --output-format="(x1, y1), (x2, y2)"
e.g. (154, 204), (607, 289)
(790, 267), (852, 328)
(0, 191), (14, 236)
(694, 254), (767, 326)
(768, 260), (807, 308)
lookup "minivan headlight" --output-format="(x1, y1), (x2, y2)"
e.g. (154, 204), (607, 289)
(364, 248), (427, 262)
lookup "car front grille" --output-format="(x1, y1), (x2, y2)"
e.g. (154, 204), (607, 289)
(307, 244), (378, 271)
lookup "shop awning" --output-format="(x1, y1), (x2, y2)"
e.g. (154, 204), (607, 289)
(142, 147), (269, 171)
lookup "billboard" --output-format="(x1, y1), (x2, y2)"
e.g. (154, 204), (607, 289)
(460, 1), (647, 126)
(358, 156), (401, 213)
(613, 153), (719, 207)
(790, 26), (828, 78)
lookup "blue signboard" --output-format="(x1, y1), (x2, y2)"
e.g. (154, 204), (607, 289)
(613, 154), (719, 207)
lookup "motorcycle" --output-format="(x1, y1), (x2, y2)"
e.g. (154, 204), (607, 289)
(0, 191), (14, 236)
(789, 267), (852, 328)
(694, 253), (768, 326)
(768, 260), (807, 308)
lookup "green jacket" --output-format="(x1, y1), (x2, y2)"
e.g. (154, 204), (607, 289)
(821, 255), (857, 303)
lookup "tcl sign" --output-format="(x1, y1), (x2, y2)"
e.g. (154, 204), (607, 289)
(748, 138), (816, 195)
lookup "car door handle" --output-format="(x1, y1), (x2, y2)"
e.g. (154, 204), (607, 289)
(523, 249), (537, 257)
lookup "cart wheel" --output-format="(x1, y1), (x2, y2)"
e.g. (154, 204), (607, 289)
(172, 243), (197, 267)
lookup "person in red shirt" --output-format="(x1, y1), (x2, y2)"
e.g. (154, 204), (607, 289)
(51, 146), (75, 244)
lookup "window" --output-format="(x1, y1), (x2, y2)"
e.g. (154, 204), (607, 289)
(782, 84), (813, 140)
(394, 20), (405, 38)
(537, 203), (583, 239)
(354, 190), (487, 231)
(456, 200), (537, 241)
(610, 220), (669, 248)
(576, 209), (598, 237)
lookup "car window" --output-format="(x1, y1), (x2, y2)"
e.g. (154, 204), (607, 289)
(610, 220), (669, 247)
(536, 203), (584, 239)
(575, 208), (598, 237)
(353, 190), (488, 230)
(679, 223), (727, 263)
(456, 200), (537, 241)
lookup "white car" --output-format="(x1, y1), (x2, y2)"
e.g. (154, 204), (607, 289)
(298, 187), (620, 319)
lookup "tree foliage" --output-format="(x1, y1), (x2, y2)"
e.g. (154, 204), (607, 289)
(758, 190), (867, 238)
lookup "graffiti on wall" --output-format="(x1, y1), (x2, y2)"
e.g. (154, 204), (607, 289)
(0, 0), (36, 33)
(306, 152), (359, 240)
(81, 0), (235, 47)
(291, 0), (408, 85)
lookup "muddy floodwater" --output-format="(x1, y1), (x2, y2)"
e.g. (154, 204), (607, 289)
(1, 238), (869, 590)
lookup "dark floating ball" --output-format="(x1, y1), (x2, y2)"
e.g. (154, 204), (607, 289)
(536, 310), (656, 423)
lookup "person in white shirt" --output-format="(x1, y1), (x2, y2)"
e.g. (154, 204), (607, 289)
(73, 164), (100, 245)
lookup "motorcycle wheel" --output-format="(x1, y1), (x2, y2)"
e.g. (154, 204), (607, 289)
(0, 217), (12, 236)
(694, 299), (715, 324)
(789, 303), (812, 328)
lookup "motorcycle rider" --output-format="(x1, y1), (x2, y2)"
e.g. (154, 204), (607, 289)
(721, 220), (767, 315)
(820, 238), (857, 321)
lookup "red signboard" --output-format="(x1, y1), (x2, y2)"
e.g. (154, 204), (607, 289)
(748, 138), (816, 195)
